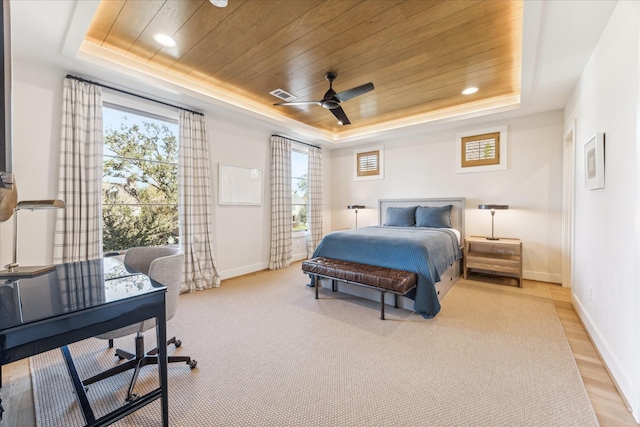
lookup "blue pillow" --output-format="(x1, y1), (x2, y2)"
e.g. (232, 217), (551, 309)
(415, 205), (452, 228)
(384, 206), (417, 227)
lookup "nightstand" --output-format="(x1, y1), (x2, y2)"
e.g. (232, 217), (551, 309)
(463, 236), (522, 287)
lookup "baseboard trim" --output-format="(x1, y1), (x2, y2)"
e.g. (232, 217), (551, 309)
(291, 253), (308, 262)
(219, 256), (307, 281)
(219, 262), (269, 280)
(572, 293), (636, 420)
(523, 270), (561, 284)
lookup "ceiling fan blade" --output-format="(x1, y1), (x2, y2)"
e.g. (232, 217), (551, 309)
(273, 73), (372, 125)
(273, 100), (322, 106)
(335, 82), (374, 103)
(330, 105), (351, 125)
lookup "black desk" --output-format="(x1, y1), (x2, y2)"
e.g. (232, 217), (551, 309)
(0, 257), (169, 426)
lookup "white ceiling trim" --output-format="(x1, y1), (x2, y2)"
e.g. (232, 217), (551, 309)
(332, 94), (522, 144)
(78, 40), (335, 140)
(78, 40), (522, 145)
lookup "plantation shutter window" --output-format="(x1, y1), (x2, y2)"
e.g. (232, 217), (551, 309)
(357, 150), (380, 177)
(461, 132), (500, 168)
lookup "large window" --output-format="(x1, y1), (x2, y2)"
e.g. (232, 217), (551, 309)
(102, 105), (179, 252)
(291, 149), (308, 233)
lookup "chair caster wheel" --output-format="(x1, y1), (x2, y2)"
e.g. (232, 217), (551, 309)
(126, 393), (139, 402)
(188, 360), (197, 369)
(174, 340), (182, 348)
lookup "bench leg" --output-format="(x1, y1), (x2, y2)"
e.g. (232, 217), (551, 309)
(315, 276), (319, 299)
(332, 279), (337, 292)
(394, 293), (398, 308)
(380, 290), (386, 320)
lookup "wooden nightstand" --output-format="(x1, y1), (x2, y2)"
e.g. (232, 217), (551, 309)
(463, 236), (523, 287)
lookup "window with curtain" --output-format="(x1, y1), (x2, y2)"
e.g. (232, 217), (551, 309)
(102, 105), (179, 252)
(292, 148), (308, 234)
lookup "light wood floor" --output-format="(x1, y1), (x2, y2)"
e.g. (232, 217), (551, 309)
(547, 283), (638, 426)
(1, 280), (637, 426)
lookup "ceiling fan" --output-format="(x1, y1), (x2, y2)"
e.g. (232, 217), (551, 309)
(273, 72), (374, 125)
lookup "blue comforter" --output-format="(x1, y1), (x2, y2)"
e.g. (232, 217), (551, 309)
(310, 226), (462, 318)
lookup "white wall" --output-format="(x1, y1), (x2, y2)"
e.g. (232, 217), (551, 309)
(0, 58), (64, 269)
(564, 1), (640, 421)
(330, 110), (565, 283)
(209, 112), (333, 277)
(208, 111), (273, 278)
(0, 55), (333, 280)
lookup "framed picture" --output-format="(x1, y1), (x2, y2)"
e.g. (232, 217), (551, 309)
(584, 133), (605, 190)
(218, 163), (263, 205)
(455, 125), (507, 173)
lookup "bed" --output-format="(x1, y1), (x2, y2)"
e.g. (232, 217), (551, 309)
(310, 198), (465, 318)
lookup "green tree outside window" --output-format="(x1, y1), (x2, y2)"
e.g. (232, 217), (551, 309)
(102, 107), (179, 252)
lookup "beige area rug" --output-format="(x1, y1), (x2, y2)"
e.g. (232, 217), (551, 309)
(30, 264), (598, 426)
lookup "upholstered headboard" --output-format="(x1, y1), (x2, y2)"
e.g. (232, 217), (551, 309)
(378, 198), (466, 238)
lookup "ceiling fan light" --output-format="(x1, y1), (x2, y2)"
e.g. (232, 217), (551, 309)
(462, 87), (479, 95)
(153, 34), (176, 47)
(210, 0), (228, 7)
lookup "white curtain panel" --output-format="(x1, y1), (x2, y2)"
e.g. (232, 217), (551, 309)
(178, 110), (221, 292)
(269, 135), (292, 270)
(54, 78), (104, 263)
(306, 146), (323, 258)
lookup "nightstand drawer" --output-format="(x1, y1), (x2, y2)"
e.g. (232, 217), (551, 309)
(465, 256), (521, 274)
(463, 236), (522, 287)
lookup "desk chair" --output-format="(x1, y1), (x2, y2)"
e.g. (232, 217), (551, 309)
(84, 246), (197, 401)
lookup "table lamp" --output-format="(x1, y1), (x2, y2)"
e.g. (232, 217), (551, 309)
(347, 205), (365, 228)
(478, 204), (509, 240)
(0, 199), (66, 278)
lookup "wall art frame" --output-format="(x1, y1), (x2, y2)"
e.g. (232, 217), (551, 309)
(584, 133), (605, 190)
(218, 163), (263, 205)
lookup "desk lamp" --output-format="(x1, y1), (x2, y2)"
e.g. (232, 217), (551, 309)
(0, 199), (65, 278)
(478, 204), (509, 240)
(347, 205), (365, 228)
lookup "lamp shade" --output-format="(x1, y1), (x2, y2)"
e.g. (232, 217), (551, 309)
(0, 198), (66, 278)
(16, 199), (65, 210)
(478, 204), (509, 210)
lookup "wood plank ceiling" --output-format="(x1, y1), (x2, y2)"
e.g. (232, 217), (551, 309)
(84, 0), (522, 135)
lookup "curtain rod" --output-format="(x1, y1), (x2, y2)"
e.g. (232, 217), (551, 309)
(272, 134), (321, 150)
(65, 74), (204, 117)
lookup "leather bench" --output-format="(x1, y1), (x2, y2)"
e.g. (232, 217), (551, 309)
(301, 257), (418, 320)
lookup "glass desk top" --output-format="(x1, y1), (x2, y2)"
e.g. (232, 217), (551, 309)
(0, 257), (164, 331)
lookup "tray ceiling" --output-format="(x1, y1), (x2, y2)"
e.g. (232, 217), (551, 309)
(83, 0), (523, 138)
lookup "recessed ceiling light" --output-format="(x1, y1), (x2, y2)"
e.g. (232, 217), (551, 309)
(210, 0), (228, 7)
(462, 87), (479, 95)
(153, 34), (176, 48)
